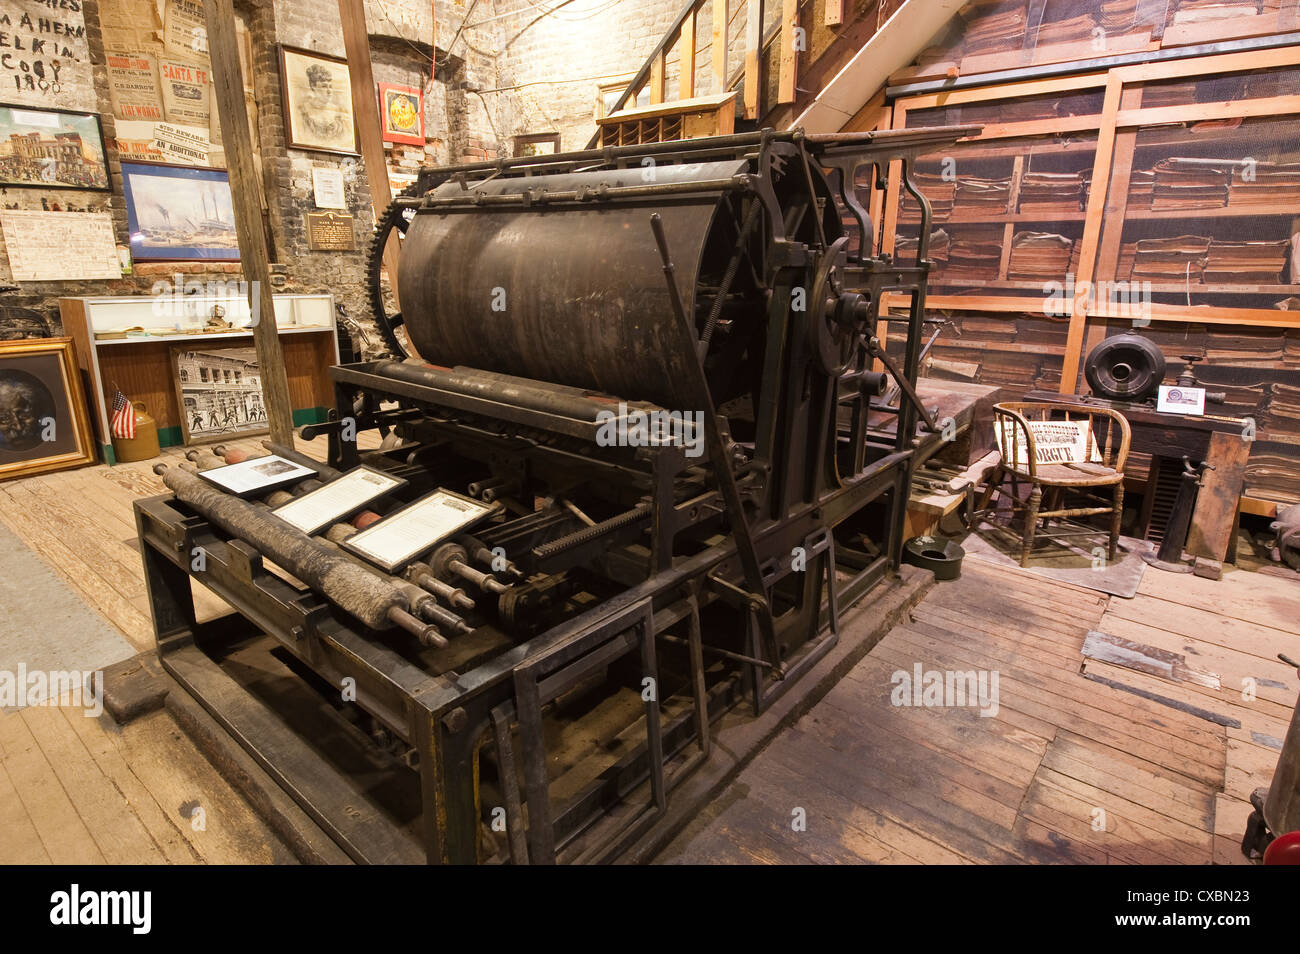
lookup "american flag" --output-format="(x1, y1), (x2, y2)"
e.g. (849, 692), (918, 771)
(110, 388), (136, 440)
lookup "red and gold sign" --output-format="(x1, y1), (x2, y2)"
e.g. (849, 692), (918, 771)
(379, 83), (424, 146)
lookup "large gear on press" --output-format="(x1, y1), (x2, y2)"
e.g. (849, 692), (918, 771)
(366, 181), (424, 359)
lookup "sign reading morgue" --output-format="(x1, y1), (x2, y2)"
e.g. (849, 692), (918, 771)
(0, 0), (94, 111)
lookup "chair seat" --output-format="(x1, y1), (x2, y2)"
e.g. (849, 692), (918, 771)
(1026, 461), (1122, 485)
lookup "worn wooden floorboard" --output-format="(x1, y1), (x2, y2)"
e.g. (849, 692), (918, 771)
(661, 555), (1299, 865)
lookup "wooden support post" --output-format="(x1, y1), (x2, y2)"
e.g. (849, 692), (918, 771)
(650, 50), (667, 104)
(339, 0), (400, 313)
(778, 0), (798, 105)
(743, 0), (763, 119)
(203, 0), (293, 446)
(1061, 74), (1121, 394)
(679, 10), (697, 100)
(712, 0), (728, 94)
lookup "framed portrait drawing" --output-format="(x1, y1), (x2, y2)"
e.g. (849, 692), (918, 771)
(121, 161), (239, 262)
(280, 46), (358, 154)
(0, 104), (110, 190)
(0, 337), (96, 481)
(378, 83), (424, 146)
(172, 346), (269, 445)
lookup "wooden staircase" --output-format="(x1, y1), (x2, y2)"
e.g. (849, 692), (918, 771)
(587, 0), (968, 147)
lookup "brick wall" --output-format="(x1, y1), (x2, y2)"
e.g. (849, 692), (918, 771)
(0, 0), (733, 346)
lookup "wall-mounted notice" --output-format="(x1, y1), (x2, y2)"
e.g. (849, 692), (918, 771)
(159, 58), (210, 127)
(99, 0), (166, 53)
(162, 0), (207, 59)
(311, 166), (346, 209)
(0, 211), (121, 281)
(152, 121), (210, 165)
(107, 52), (164, 121)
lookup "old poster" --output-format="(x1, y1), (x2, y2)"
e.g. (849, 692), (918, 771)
(159, 58), (210, 127)
(0, 211), (120, 281)
(106, 52), (164, 122)
(114, 119), (167, 162)
(0, 0), (94, 110)
(98, 0), (164, 52)
(162, 0), (206, 59)
(151, 121), (210, 165)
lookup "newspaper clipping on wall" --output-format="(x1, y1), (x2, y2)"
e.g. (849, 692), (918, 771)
(107, 52), (164, 121)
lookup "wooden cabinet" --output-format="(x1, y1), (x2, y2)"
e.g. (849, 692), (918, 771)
(60, 293), (339, 463)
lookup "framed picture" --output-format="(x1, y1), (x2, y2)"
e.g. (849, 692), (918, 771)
(0, 337), (96, 481)
(279, 46), (357, 154)
(0, 104), (110, 190)
(198, 455), (318, 498)
(378, 83), (424, 146)
(172, 346), (269, 445)
(121, 161), (239, 262)
(512, 132), (561, 157)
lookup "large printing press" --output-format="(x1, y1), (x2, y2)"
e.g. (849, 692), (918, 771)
(134, 126), (977, 864)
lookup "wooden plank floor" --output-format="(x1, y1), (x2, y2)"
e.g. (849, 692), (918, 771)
(658, 555), (1300, 865)
(0, 432), (379, 651)
(0, 434), (378, 864)
(0, 696), (293, 864)
(2, 433), (1297, 864)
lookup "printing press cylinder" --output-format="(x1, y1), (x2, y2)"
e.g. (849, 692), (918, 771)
(394, 151), (844, 410)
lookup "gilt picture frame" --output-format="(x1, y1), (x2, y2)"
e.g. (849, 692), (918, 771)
(0, 337), (96, 481)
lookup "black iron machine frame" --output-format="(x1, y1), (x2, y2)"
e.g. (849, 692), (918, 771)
(135, 125), (976, 863)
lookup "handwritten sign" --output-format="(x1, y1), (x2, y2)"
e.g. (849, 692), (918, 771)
(0, 0), (94, 110)
(0, 211), (120, 281)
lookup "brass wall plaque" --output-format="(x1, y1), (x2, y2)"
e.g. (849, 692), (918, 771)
(305, 211), (356, 251)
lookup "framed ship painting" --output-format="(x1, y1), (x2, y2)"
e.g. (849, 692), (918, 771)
(121, 161), (239, 262)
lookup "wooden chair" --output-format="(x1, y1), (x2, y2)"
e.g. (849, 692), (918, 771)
(976, 402), (1131, 567)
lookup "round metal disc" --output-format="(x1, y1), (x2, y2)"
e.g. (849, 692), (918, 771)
(1084, 333), (1166, 402)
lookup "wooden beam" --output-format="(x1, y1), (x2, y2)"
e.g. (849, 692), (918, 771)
(680, 10), (697, 100)
(202, 0), (293, 446)
(778, 0), (798, 104)
(1115, 95), (1300, 129)
(743, 0), (763, 119)
(1061, 74), (1121, 395)
(712, 0), (728, 94)
(338, 0), (400, 317)
(650, 49), (667, 104)
(824, 0), (845, 26)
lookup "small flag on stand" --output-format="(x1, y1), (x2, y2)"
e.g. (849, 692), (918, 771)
(110, 388), (136, 440)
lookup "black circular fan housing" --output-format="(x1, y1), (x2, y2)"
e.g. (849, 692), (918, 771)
(1084, 333), (1166, 402)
